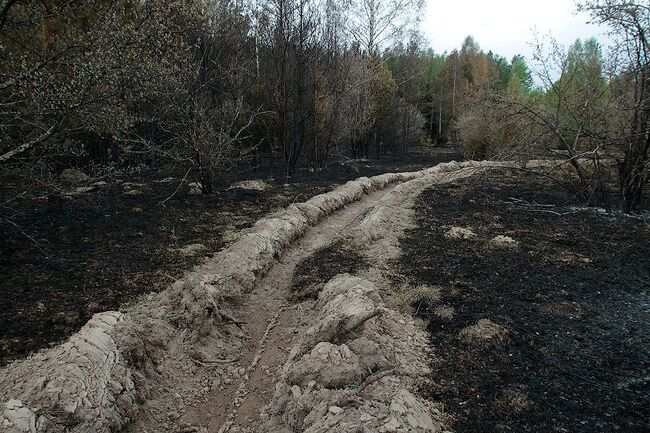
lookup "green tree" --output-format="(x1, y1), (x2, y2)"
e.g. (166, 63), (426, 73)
(507, 55), (533, 95)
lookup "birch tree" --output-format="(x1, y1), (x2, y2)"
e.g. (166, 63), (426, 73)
(346, 0), (424, 57)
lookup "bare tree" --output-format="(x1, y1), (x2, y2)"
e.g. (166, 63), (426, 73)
(260, 0), (322, 178)
(578, 0), (649, 211)
(153, 1), (262, 193)
(345, 0), (424, 57)
(0, 1), (197, 179)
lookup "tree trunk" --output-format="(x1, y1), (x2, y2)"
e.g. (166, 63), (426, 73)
(620, 154), (647, 212)
(199, 153), (213, 194)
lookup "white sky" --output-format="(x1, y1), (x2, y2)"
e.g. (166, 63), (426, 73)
(422, 0), (611, 62)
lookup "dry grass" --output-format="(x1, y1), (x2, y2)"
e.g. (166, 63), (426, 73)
(392, 284), (442, 315)
(432, 304), (455, 320)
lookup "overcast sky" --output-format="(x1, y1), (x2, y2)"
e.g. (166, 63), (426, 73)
(421, 0), (611, 63)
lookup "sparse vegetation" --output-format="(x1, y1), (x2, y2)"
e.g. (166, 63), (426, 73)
(392, 284), (442, 315)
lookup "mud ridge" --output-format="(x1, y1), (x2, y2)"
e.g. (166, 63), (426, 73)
(261, 274), (443, 433)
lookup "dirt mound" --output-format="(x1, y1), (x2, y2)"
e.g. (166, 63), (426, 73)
(228, 180), (270, 191)
(262, 275), (443, 433)
(444, 226), (477, 240)
(60, 168), (89, 184)
(488, 235), (519, 249)
(459, 319), (508, 345)
(0, 312), (161, 433)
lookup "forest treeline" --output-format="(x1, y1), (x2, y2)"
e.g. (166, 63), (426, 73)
(0, 0), (647, 210)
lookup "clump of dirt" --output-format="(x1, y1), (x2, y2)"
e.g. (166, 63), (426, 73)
(290, 239), (367, 300)
(400, 169), (650, 433)
(444, 226), (476, 240)
(488, 234), (519, 249)
(264, 275), (444, 433)
(227, 179), (270, 191)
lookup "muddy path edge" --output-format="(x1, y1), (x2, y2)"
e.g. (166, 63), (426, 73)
(0, 159), (558, 433)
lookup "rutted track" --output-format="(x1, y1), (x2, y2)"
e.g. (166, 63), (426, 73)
(179, 183), (400, 432)
(1, 160), (558, 433)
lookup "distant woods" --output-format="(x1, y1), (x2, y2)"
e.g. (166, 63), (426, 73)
(0, 0), (647, 210)
(454, 1), (649, 212)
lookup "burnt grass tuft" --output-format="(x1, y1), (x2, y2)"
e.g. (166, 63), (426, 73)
(290, 239), (367, 301)
(400, 169), (650, 432)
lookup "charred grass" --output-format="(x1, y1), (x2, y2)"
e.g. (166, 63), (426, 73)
(290, 239), (367, 301)
(400, 169), (649, 432)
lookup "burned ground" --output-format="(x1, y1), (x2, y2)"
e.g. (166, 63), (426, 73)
(0, 150), (456, 365)
(400, 169), (650, 432)
(290, 239), (367, 300)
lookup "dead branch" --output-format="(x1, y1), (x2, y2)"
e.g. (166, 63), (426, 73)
(0, 125), (56, 163)
(191, 357), (238, 367)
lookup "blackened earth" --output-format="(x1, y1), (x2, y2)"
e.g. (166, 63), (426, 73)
(400, 169), (649, 433)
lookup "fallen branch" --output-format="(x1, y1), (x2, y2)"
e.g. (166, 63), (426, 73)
(525, 208), (583, 216)
(0, 125), (56, 163)
(355, 368), (398, 394)
(191, 357), (238, 367)
(1, 217), (48, 256)
(161, 166), (192, 205)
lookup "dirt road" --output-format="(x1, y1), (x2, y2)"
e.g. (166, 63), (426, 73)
(179, 185), (399, 432)
(0, 161), (526, 433)
(125, 164), (479, 433)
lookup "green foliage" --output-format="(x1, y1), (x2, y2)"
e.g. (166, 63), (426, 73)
(487, 51), (512, 92)
(541, 37), (609, 150)
(507, 55), (533, 95)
